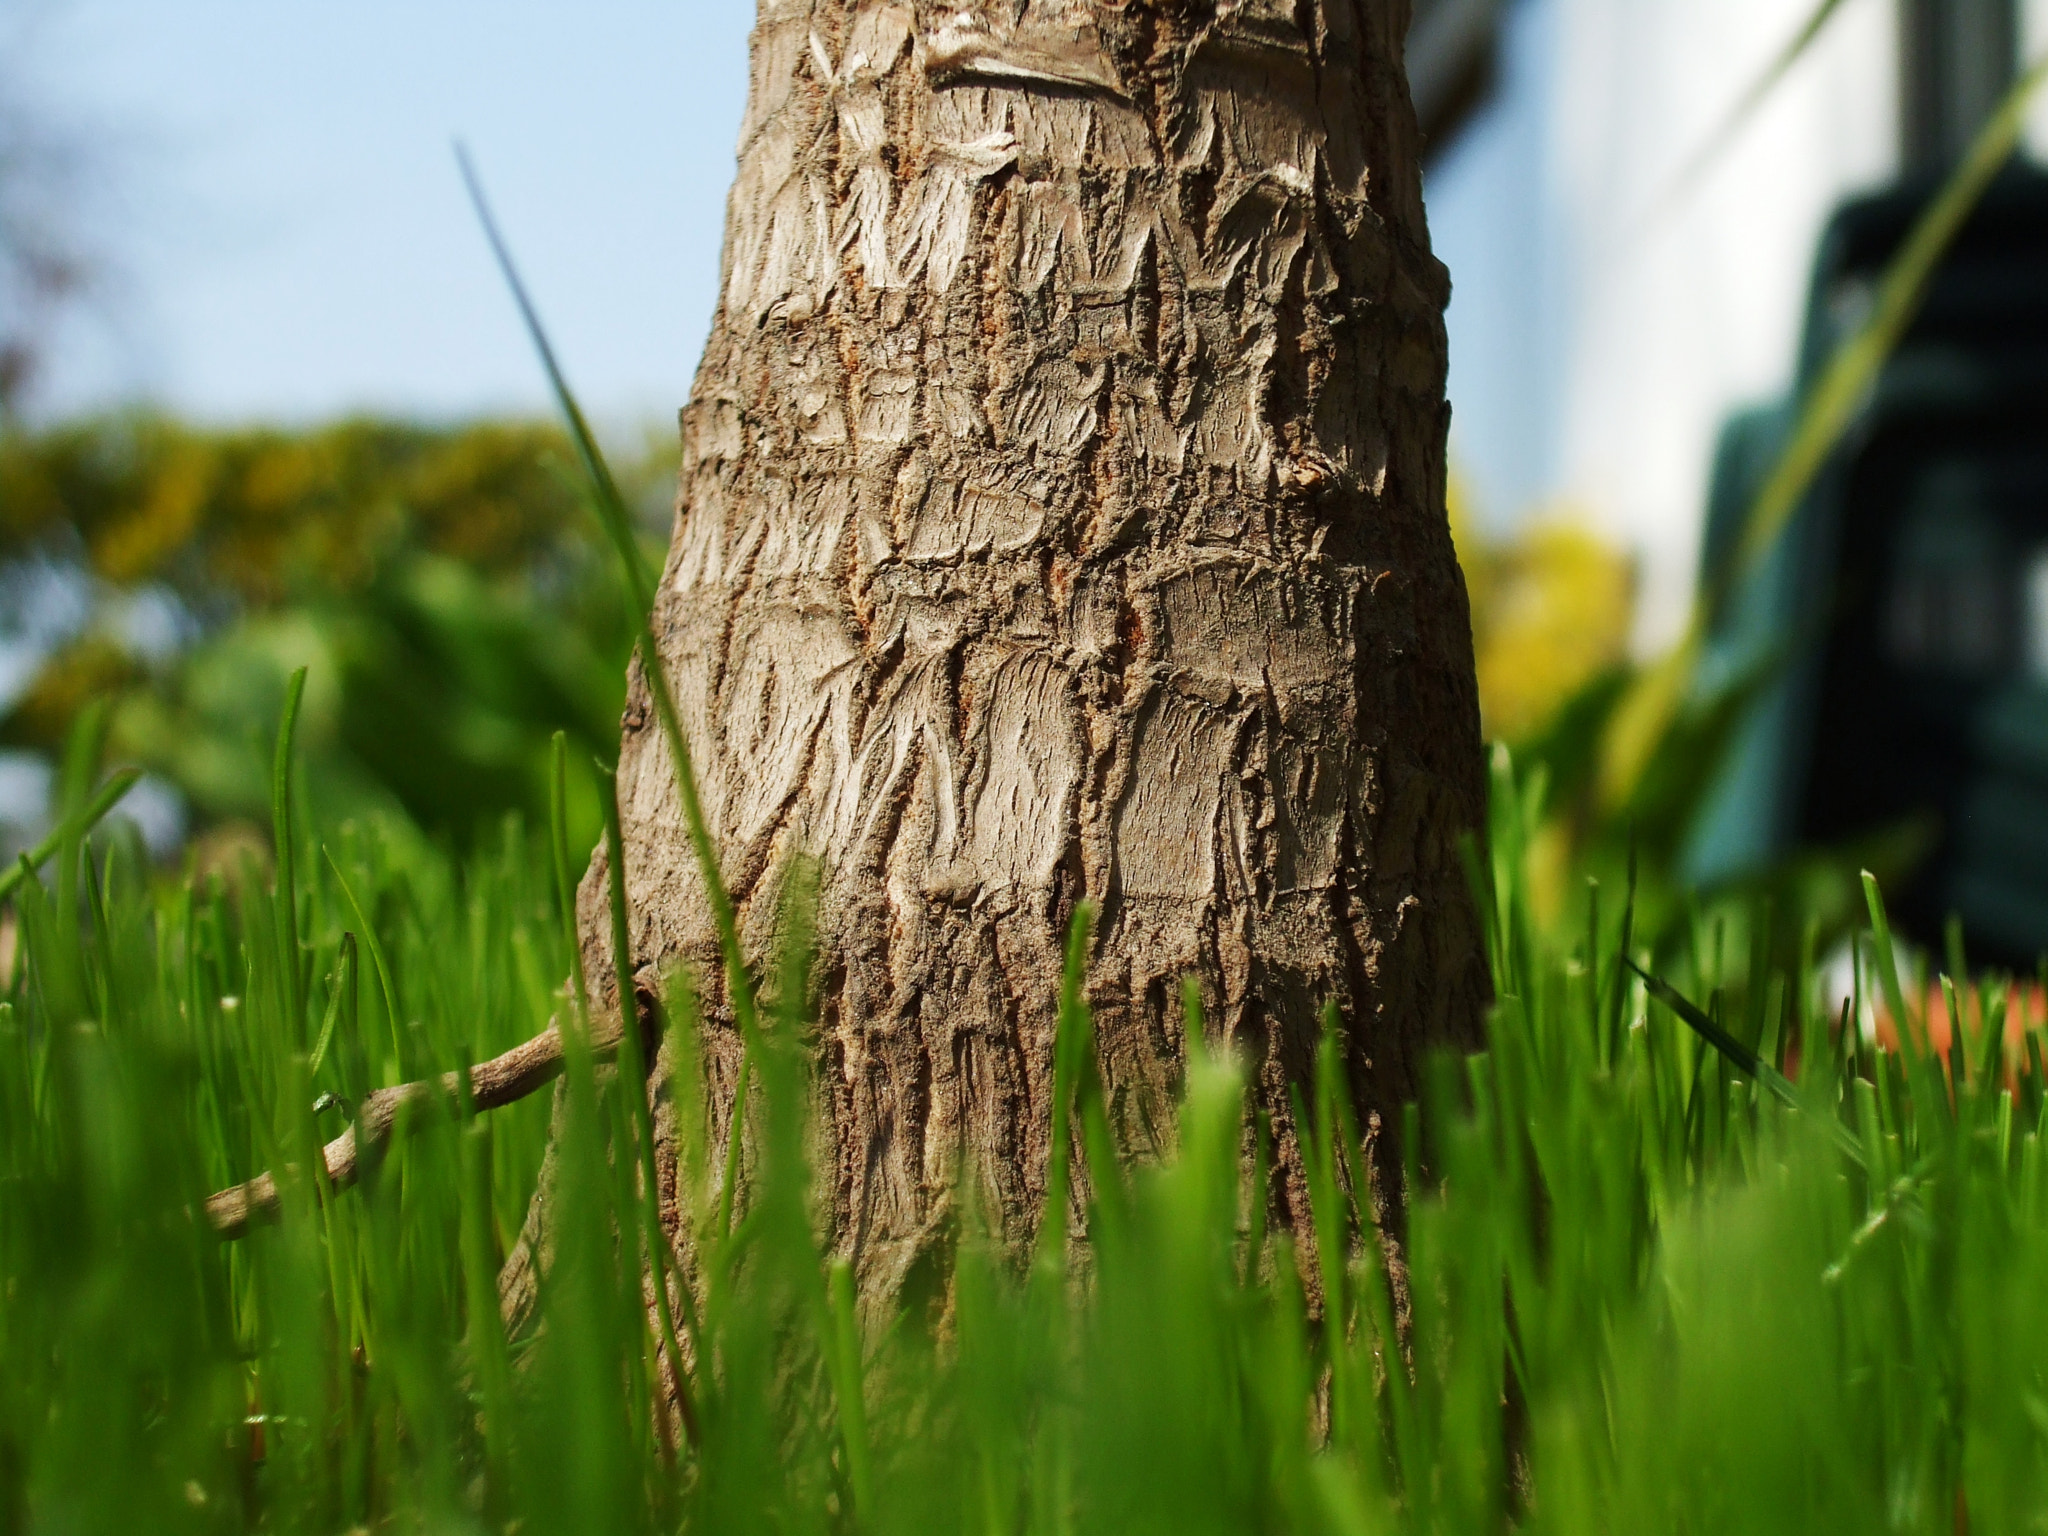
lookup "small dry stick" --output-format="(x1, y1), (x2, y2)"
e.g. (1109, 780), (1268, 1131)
(204, 1015), (620, 1238)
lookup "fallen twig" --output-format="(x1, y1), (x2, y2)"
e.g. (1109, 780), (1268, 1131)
(205, 1015), (619, 1238)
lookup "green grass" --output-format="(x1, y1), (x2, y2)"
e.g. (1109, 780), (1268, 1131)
(7, 700), (2048, 1535)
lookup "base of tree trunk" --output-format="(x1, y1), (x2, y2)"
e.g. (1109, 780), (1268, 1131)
(523, 0), (1489, 1319)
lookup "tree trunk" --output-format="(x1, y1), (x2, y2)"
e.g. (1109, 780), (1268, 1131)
(553, 0), (1485, 1312)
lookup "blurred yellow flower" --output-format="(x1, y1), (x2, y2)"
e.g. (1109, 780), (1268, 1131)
(1451, 476), (1635, 745)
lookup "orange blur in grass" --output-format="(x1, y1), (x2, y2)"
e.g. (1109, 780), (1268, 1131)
(1871, 979), (2048, 1093)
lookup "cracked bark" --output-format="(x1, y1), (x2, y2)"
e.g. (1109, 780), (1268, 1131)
(507, 0), (1487, 1324)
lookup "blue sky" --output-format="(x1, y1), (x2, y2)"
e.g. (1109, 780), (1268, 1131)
(1423, 0), (1558, 528)
(17, 0), (1540, 497)
(21, 0), (753, 425)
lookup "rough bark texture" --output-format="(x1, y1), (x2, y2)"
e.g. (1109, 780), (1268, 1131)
(559, 0), (1485, 1308)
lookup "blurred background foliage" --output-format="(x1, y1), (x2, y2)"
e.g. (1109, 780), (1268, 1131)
(0, 411), (1888, 970)
(0, 418), (1640, 845)
(1449, 476), (1635, 745)
(0, 413), (675, 856)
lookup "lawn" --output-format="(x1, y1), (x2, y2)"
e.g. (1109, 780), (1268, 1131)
(5, 690), (2046, 1535)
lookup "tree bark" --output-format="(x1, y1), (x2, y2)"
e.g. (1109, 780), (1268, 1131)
(548, 0), (1486, 1311)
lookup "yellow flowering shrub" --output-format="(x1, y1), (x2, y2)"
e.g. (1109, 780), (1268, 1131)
(0, 415), (669, 841)
(0, 414), (607, 605)
(1451, 479), (1636, 745)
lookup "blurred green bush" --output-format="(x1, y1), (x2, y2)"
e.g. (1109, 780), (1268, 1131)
(0, 414), (672, 848)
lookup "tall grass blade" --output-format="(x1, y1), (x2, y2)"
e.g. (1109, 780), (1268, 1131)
(0, 769), (141, 905)
(1603, 54), (2048, 804)
(271, 666), (309, 1045)
(1860, 871), (1914, 1052)
(1038, 903), (1096, 1274)
(455, 144), (656, 620)
(1641, 0), (1854, 227)
(597, 760), (698, 1445)
(1733, 52), (2048, 581)
(1629, 956), (1866, 1167)
(827, 1256), (874, 1519)
(323, 851), (406, 1079)
(461, 155), (756, 1045)
(307, 934), (353, 1083)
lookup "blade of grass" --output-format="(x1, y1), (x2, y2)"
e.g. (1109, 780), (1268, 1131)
(1627, 957), (1865, 1168)
(1639, 0), (1854, 228)
(272, 667), (309, 1046)
(827, 1256), (875, 1520)
(1606, 834), (1638, 1066)
(1603, 54), (2048, 804)
(549, 732), (593, 1034)
(324, 851), (407, 1081)
(463, 163), (758, 1048)
(597, 761), (698, 1446)
(1734, 52), (2048, 580)
(455, 145), (655, 620)
(1974, 981), (2008, 1111)
(634, 647), (757, 1037)
(1942, 972), (1968, 1092)
(458, 1091), (516, 1502)
(1864, 871), (1955, 1149)
(307, 935), (354, 1084)
(0, 768), (141, 906)
(1860, 871), (1914, 1051)
(716, 1052), (751, 1245)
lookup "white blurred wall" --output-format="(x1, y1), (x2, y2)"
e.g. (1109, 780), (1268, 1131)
(1551, 0), (1898, 648)
(1435, 0), (2048, 653)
